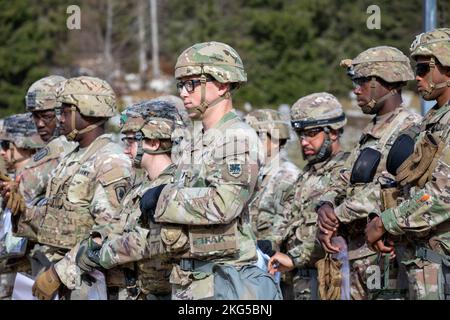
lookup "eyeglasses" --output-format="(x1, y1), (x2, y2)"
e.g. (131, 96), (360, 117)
(32, 111), (56, 125)
(121, 136), (138, 146)
(176, 78), (213, 94)
(0, 140), (10, 151)
(295, 128), (324, 140)
(415, 63), (431, 77)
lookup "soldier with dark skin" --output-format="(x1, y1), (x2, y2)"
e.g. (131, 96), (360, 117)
(316, 46), (422, 299)
(366, 28), (450, 300)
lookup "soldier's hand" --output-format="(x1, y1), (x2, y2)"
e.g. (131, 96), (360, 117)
(365, 216), (386, 247)
(32, 265), (61, 300)
(268, 252), (294, 274)
(370, 239), (396, 258)
(140, 184), (166, 223)
(0, 171), (11, 182)
(6, 189), (25, 216)
(317, 229), (340, 253)
(317, 203), (339, 233)
(75, 238), (102, 273)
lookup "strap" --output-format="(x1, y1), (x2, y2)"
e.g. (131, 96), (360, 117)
(416, 246), (450, 265)
(179, 258), (215, 273)
(47, 136), (111, 199)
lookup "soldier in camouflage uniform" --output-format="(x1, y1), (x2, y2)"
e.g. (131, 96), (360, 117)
(244, 109), (300, 251)
(0, 113), (44, 299)
(62, 99), (185, 300)
(316, 46), (422, 299)
(268, 93), (349, 300)
(0, 77), (79, 280)
(151, 41), (282, 300)
(366, 28), (450, 300)
(9, 76), (133, 300)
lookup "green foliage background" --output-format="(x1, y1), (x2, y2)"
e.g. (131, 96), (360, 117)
(0, 0), (449, 116)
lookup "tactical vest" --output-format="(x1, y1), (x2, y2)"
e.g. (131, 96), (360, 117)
(37, 138), (109, 250)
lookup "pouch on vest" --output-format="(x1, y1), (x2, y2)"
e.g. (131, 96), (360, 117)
(315, 253), (342, 300)
(386, 134), (415, 176)
(379, 177), (399, 211)
(396, 132), (442, 187)
(188, 220), (238, 258)
(350, 147), (381, 184)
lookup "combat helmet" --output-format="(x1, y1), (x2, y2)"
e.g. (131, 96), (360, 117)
(0, 113), (44, 150)
(291, 92), (346, 165)
(26, 75), (66, 112)
(174, 41), (247, 118)
(244, 109), (291, 140)
(120, 98), (179, 167)
(56, 76), (116, 140)
(340, 46), (413, 114)
(410, 28), (450, 99)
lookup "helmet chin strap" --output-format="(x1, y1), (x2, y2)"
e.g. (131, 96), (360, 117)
(133, 133), (171, 168)
(66, 105), (107, 141)
(361, 77), (399, 114)
(187, 73), (232, 119)
(420, 57), (450, 100)
(304, 128), (333, 165)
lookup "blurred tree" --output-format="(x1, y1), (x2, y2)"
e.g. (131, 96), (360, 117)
(0, 0), (69, 117)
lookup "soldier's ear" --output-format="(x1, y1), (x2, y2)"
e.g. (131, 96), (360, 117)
(215, 82), (230, 96)
(329, 129), (339, 141)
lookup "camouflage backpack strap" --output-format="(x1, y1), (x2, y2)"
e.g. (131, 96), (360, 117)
(376, 108), (412, 153)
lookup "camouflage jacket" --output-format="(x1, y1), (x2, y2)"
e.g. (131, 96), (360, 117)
(381, 101), (450, 255)
(283, 151), (349, 268)
(321, 107), (422, 225)
(99, 163), (177, 268)
(249, 151), (300, 251)
(154, 111), (262, 266)
(19, 134), (133, 250)
(19, 135), (77, 204)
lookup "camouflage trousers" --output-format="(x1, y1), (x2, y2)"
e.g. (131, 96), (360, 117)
(170, 261), (283, 300)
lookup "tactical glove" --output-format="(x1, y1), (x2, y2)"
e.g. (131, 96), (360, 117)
(75, 238), (102, 273)
(6, 188), (25, 216)
(139, 184), (166, 223)
(32, 265), (61, 300)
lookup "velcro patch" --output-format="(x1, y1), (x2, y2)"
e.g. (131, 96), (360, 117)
(189, 222), (238, 254)
(227, 163), (242, 178)
(33, 147), (49, 162)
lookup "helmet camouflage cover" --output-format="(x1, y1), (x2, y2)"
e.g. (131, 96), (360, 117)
(410, 28), (450, 67)
(120, 98), (181, 140)
(56, 76), (116, 117)
(341, 46), (414, 83)
(175, 41), (247, 84)
(245, 109), (291, 140)
(291, 92), (347, 131)
(25, 75), (66, 112)
(0, 113), (44, 149)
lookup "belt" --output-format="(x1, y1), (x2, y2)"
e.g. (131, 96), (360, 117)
(179, 259), (214, 273)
